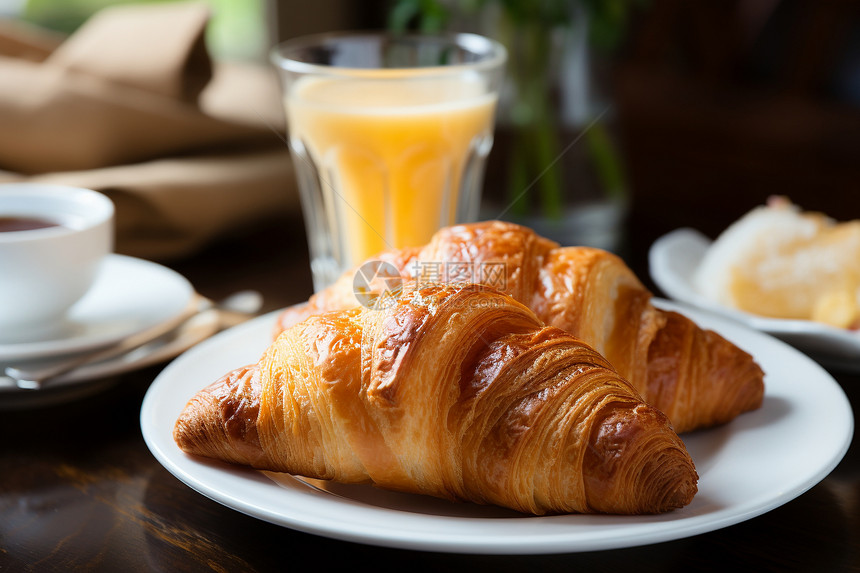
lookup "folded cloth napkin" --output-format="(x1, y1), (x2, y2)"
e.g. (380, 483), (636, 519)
(0, 2), (298, 260)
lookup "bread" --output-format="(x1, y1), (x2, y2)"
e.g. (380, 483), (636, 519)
(276, 221), (765, 433)
(174, 284), (698, 515)
(694, 196), (860, 328)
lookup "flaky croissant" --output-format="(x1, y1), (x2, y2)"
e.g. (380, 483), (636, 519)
(175, 284), (698, 515)
(276, 221), (765, 434)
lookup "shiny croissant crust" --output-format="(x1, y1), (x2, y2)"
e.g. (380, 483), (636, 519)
(276, 221), (765, 434)
(175, 284), (698, 515)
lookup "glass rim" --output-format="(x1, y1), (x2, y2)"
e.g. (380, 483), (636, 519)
(269, 30), (507, 77)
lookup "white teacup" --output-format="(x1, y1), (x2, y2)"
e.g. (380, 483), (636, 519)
(0, 184), (114, 342)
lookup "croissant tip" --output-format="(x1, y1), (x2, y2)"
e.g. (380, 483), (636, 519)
(584, 403), (698, 514)
(173, 365), (265, 466)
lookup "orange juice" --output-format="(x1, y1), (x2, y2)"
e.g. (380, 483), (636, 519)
(286, 75), (497, 268)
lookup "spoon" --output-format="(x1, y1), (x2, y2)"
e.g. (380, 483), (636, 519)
(3, 290), (263, 390)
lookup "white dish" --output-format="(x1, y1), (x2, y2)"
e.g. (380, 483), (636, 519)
(0, 254), (194, 362)
(0, 310), (220, 409)
(650, 228), (860, 371)
(141, 303), (853, 555)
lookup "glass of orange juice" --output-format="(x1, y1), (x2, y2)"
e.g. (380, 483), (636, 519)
(271, 32), (507, 290)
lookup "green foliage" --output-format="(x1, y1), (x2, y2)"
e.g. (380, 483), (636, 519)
(388, 0), (642, 53)
(579, 0), (645, 52)
(388, 0), (450, 34)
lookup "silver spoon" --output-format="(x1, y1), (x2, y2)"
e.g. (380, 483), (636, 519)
(3, 290), (263, 390)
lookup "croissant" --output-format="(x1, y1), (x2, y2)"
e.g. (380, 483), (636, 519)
(276, 221), (765, 434)
(175, 284), (698, 515)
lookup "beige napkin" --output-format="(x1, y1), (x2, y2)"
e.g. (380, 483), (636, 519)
(0, 2), (298, 260)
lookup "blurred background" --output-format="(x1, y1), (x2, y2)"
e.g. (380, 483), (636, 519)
(2, 0), (859, 285)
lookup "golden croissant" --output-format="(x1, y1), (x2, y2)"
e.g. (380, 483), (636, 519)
(175, 284), (698, 515)
(276, 221), (765, 434)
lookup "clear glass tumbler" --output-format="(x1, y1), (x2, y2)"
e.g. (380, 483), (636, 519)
(271, 32), (507, 291)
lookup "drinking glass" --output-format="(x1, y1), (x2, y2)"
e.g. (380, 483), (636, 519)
(271, 32), (507, 290)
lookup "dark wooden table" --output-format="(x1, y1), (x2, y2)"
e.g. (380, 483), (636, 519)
(1, 214), (858, 572)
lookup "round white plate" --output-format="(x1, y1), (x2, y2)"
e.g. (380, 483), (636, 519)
(141, 304), (853, 555)
(649, 228), (860, 371)
(0, 254), (194, 362)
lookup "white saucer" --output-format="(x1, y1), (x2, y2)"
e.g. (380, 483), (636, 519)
(0, 309), (221, 409)
(0, 254), (194, 362)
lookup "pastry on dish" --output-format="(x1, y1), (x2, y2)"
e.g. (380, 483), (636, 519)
(175, 284), (698, 515)
(694, 196), (860, 328)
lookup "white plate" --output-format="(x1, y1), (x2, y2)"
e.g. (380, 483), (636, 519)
(649, 228), (860, 371)
(0, 254), (194, 361)
(141, 304), (853, 554)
